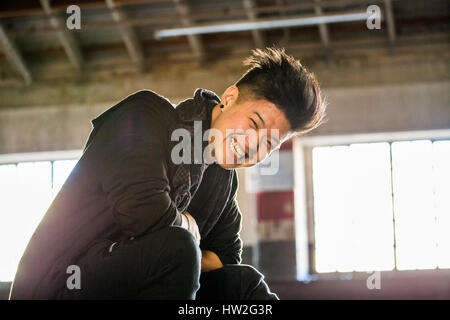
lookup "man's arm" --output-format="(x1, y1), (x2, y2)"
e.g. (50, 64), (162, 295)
(200, 171), (243, 266)
(100, 96), (182, 236)
(201, 250), (223, 272)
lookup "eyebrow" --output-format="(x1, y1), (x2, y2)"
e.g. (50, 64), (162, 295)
(254, 111), (265, 127)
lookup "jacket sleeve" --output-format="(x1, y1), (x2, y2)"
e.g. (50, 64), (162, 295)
(200, 172), (243, 265)
(99, 97), (182, 237)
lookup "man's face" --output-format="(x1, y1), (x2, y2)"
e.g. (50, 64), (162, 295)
(210, 86), (292, 169)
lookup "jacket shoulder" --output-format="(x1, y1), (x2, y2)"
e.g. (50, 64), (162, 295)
(92, 90), (178, 127)
(130, 90), (175, 108)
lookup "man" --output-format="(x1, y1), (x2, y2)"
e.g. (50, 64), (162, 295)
(9, 47), (326, 300)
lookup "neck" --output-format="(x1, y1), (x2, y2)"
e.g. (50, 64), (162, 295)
(205, 103), (222, 164)
(209, 103), (221, 143)
(210, 103), (221, 126)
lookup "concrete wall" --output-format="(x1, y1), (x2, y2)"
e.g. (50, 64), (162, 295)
(1, 81), (448, 154)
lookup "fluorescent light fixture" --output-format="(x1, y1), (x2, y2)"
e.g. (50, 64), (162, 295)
(154, 12), (371, 39)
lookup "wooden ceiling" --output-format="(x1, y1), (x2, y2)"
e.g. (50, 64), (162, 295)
(0, 0), (448, 85)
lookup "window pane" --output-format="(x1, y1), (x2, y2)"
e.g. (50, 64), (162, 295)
(52, 160), (78, 195)
(312, 143), (394, 273)
(0, 164), (19, 281)
(392, 140), (438, 270)
(0, 161), (52, 281)
(433, 141), (450, 269)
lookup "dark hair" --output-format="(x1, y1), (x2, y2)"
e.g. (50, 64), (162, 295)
(235, 47), (327, 133)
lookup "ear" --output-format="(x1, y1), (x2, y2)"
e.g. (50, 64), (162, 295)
(220, 85), (239, 109)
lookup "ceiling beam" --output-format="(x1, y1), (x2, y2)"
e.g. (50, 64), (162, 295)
(105, 0), (146, 71)
(0, 23), (32, 85)
(0, 0), (389, 19)
(243, 0), (265, 48)
(5, 0), (392, 36)
(275, 0), (291, 45)
(314, 0), (330, 48)
(173, 0), (206, 61)
(39, 0), (83, 70)
(384, 0), (397, 45)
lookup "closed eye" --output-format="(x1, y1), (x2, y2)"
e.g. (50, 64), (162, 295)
(250, 118), (258, 129)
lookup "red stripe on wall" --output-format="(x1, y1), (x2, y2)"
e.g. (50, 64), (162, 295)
(279, 140), (292, 152)
(256, 190), (294, 221)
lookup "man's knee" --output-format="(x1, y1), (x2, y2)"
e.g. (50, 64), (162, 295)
(224, 264), (278, 300)
(135, 226), (201, 299)
(237, 265), (264, 280)
(165, 226), (201, 268)
(162, 226), (201, 298)
(137, 226), (200, 275)
(239, 265), (278, 300)
(220, 264), (264, 283)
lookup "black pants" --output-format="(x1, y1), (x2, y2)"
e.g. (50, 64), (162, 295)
(57, 226), (278, 300)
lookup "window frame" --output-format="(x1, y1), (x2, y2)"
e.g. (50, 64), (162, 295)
(293, 129), (450, 282)
(0, 150), (82, 165)
(0, 150), (82, 283)
(0, 150), (82, 196)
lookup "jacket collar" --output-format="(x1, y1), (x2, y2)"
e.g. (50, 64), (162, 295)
(175, 88), (220, 166)
(176, 88), (220, 125)
(169, 89), (221, 211)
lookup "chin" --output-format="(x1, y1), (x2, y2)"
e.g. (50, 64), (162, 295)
(217, 162), (240, 170)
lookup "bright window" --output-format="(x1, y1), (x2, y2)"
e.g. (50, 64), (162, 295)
(0, 159), (78, 281)
(312, 139), (450, 273)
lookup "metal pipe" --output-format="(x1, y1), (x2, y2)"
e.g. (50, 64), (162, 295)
(154, 11), (372, 39)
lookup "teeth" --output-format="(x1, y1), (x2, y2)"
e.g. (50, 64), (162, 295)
(231, 138), (245, 158)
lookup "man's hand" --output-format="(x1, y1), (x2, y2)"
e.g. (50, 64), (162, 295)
(201, 250), (223, 272)
(180, 213), (223, 272)
(181, 212), (201, 245)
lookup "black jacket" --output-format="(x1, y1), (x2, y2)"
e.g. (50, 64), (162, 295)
(9, 89), (242, 299)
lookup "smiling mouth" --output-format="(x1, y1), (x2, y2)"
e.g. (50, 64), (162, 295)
(230, 136), (246, 160)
